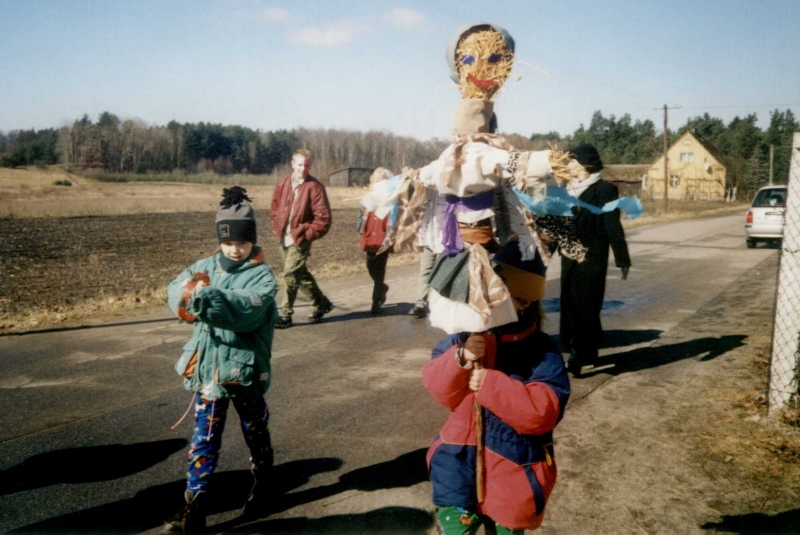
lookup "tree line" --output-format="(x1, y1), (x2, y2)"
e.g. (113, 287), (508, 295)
(0, 112), (449, 179)
(1, 108), (796, 189)
(531, 109), (798, 191)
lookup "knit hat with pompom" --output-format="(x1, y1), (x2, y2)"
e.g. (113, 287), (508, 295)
(216, 186), (257, 243)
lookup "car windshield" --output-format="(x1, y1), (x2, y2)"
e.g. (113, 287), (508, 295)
(752, 188), (787, 208)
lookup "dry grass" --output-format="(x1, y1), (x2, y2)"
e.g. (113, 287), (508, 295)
(0, 288), (169, 334)
(0, 167), (362, 219)
(311, 251), (419, 280)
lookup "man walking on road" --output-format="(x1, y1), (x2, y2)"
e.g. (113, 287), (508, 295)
(270, 149), (334, 328)
(560, 143), (631, 377)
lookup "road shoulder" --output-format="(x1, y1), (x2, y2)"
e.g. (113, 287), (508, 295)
(544, 254), (800, 534)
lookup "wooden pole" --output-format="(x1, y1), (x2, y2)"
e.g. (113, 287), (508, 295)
(769, 144), (774, 185)
(472, 331), (497, 504)
(663, 104), (669, 212)
(474, 357), (485, 504)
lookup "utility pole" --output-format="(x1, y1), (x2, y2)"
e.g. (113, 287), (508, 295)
(655, 104), (680, 211)
(769, 144), (774, 185)
(663, 104), (669, 211)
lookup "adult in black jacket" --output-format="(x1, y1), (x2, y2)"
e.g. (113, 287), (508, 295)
(560, 143), (631, 377)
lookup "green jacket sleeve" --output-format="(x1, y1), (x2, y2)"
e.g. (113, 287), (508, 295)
(189, 269), (278, 332)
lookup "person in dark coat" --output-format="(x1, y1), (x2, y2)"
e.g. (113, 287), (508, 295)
(559, 143), (631, 377)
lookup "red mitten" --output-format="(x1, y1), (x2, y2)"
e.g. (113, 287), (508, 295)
(177, 272), (210, 322)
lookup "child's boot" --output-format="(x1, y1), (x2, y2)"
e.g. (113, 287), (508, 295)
(163, 490), (206, 533)
(243, 463), (272, 516)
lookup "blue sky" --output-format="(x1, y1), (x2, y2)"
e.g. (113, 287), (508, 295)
(1, 0), (798, 140)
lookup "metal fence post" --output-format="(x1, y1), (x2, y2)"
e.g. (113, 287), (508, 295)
(768, 132), (800, 415)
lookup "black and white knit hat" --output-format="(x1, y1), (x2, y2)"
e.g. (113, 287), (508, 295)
(216, 186), (257, 244)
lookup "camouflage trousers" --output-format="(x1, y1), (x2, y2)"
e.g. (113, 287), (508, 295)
(279, 241), (329, 317)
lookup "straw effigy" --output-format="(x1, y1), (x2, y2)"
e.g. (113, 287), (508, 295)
(548, 146), (572, 186)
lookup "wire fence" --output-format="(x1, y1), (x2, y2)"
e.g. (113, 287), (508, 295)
(769, 132), (800, 415)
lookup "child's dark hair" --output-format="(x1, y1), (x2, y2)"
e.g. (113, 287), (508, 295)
(220, 186), (253, 209)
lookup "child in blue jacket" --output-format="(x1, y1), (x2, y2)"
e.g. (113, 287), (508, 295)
(163, 187), (279, 533)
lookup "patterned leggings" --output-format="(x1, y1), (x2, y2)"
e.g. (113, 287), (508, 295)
(186, 392), (273, 493)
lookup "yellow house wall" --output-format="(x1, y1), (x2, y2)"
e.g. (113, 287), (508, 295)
(647, 133), (727, 200)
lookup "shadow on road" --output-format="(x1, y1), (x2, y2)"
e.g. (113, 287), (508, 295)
(295, 303), (415, 327)
(215, 448), (430, 532)
(553, 329), (664, 352)
(0, 439), (187, 496)
(600, 329), (664, 349)
(581, 334), (748, 378)
(701, 508), (800, 534)
(10, 449), (430, 534)
(229, 506), (433, 534)
(10, 457), (343, 534)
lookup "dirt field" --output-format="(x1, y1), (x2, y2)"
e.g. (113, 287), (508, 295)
(0, 168), (749, 333)
(0, 167), (363, 219)
(0, 208), (421, 332)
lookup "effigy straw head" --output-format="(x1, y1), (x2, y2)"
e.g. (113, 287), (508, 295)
(548, 145), (572, 186)
(450, 25), (514, 101)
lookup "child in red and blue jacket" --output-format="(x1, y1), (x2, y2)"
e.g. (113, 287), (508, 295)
(423, 242), (571, 534)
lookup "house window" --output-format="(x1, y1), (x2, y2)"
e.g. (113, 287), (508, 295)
(670, 175), (680, 187)
(680, 152), (694, 163)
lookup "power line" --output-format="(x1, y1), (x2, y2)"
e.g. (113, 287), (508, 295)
(679, 103), (800, 110)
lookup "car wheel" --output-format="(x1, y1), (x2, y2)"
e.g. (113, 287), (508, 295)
(746, 238), (757, 249)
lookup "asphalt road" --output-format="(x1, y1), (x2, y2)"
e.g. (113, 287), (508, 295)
(0, 212), (777, 534)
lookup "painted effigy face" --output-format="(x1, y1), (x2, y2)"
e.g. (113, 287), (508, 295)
(456, 28), (514, 101)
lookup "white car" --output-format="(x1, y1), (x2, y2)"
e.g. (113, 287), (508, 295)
(745, 185), (787, 248)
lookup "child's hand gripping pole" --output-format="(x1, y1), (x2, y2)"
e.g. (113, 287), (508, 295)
(463, 332), (495, 504)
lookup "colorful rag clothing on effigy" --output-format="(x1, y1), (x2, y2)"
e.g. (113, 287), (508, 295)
(398, 22), (634, 533)
(358, 23), (643, 335)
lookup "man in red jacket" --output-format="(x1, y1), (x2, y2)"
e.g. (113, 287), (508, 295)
(270, 149), (333, 328)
